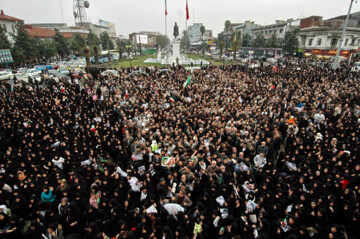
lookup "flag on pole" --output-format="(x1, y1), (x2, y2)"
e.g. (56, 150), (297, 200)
(165, 0), (167, 16)
(186, 0), (189, 20)
(183, 75), (191, 88)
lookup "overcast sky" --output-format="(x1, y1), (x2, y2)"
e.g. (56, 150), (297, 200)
(1, 0), (359, 38)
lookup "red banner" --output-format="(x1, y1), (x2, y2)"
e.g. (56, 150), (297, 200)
(311, 49), (352, 57)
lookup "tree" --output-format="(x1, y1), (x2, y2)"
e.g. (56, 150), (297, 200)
(87, 31), (100, 47)
(266, 33), (283, 48)
(53, 29), (70, 58)
(200, 25), (206, 55)
(100, 31), (111, 50)
(0, 26), (11, 49)
(109, 40), (114, 50)
(219, 41), (225, 57)
(11, 22), (35, 64)
(224, 20), (232, 49)
(155, 35), (169, 49)
(116, 39), (124, 59)
(93, 45), (99, 65)
(252, 34), (266, 48)
(242, 33), (251, 47)
(70, 33), (86, 55)
(230, 40), (241, 60)
(180, 30), (188, 49)
(224, 20), (231, 32)
(84, 46), (90, 66)
(43, 39), (57, 60)
(283, 29), (299, 56)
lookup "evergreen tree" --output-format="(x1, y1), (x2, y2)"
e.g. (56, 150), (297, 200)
(11, 22), (35, 63)
(53, 29), (70, 58)
(0, 26), (11, 49)
(283, 29), (299, 56)
(252, 34), (266, 48)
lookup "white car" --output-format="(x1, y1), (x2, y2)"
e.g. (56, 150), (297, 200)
(101, 70), (119, 77)
(16, 73), (41, 83)
(0, 71), (13, 81)
(26, 68), (42, 76)
(351, 62), (360, 72)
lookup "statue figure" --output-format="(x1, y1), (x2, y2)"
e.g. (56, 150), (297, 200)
(173, 22), (179, 39)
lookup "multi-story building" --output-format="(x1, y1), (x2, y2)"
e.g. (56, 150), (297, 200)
(0, 10), (24, 44)
(129, 31), (161, 47)
(188, 23), (212, 46)
(232, 21), (257, 36)
(250, 19), (300, 40)
(299, 12), (360, 58)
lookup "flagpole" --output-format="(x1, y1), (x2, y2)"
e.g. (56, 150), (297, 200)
(186, 0), (189, 54)
(186, 18), (188, 54)
(165, 15), (168, 47)
(165, 1), (168, 47)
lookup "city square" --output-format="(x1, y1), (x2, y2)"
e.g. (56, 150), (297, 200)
(0, 1), (360, 239)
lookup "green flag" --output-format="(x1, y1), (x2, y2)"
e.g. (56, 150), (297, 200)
(183, 75), (191, 88)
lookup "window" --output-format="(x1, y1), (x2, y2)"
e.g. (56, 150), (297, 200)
(280, 29), (283, 34)
(317, 38), (322, 46)
(2, 24), (6, 32)
(345, 39), (348, 46)
(352, 39), (356, 45)
(11, 25), (15, 33)
(331, 38), (338, 46)
(308, 39), (313, 46)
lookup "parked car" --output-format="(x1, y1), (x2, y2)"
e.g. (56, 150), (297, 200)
(101, 70), (119, 77)
(72, 70), (86, 79)
(26, 68), (42, 77)
(58, 67), (70, 75)
(0, 71), (14, 81)
(16, 73), (41, 83)
(48, 69), (65, 79)
(50, 62), (60, 70)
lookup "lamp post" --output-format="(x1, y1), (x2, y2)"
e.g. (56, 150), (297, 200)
(333, 0), (355, 69)
(128, 56), (132, 69)
(222, 54), (226, 69)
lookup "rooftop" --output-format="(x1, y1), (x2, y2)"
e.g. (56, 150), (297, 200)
(26, 25), (56, 38)
(0, 10), (23, 22)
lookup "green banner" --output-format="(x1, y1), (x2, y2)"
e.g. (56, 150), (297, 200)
(0, 49), (13, 64)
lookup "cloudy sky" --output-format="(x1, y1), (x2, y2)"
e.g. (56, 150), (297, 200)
(1, 0), (359, 38)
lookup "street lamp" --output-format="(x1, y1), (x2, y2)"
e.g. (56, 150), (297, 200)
(222, 54), (226, 69)
(333, 0), (355, 69)
(128, 56), (133, 69)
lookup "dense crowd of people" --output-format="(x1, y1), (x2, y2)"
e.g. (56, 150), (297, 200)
(0, 60), (359, 239)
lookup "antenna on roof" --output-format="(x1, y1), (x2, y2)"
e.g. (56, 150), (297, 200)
(60, 0), (65, 24)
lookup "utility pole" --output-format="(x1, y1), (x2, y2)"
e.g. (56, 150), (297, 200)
(333, 0), (354, 69)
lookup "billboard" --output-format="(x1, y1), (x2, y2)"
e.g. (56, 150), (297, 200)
(0, 49), (13, 64)
(99, 19), (115, 30)
(108, 22), (115, 30)
(136, 34), (148, 44)
(99, 19), (109, 28)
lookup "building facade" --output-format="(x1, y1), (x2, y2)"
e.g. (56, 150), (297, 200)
(129, 31), (161, 47)
(0, 10), (24, 44)
(299, 13), (360, 58)
(188, 23), (212, 45)
(250, 19), (300, 40)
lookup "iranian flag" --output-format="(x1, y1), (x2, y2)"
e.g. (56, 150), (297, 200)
(170, 97), (175, 103)
(183, 75), (191, 88)
(165, 0), (168, 16)
(186, 0), (189, 20)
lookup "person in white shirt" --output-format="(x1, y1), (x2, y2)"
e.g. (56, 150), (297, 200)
(253, 152), (266, 169)
(314, 110), (325, 124)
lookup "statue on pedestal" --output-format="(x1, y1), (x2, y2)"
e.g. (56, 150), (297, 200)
(173, 22), (179, 39)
